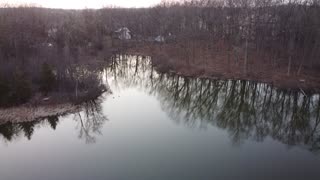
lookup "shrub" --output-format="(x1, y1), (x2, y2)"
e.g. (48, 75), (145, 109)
(11, 70), (32, 104)
(39, 63), (56, 95)
(0, 76), (10, 106)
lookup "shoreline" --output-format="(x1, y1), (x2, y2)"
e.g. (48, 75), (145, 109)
(0, 103), (79, 124)
(126, 43), (320, 93)
(0, 87), (109, 124)
(156, 68), (318, 94)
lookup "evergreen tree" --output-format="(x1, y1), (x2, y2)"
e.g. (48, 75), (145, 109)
(0, 76), (10, 106)
(39, 63), (56, 95)
(11, 69), (32, 104)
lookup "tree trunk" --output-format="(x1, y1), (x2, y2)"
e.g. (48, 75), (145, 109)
(244, 38), (248, 74)
(297, 62), (303, 76)
(287, 55), (292, 76)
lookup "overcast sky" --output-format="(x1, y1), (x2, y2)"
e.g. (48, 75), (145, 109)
(3, 0), (163, 9)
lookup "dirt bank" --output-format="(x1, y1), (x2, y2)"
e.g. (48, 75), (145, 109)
(0, 103), (79, 124)
(0, 87), (110, 124)
(127, 42), (320, 93)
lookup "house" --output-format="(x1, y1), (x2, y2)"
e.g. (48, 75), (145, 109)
(155, 35), (165, 43)
(114, 27), (131, 40)
(166, 33), (176, 43)
(154, 33), (176, 43)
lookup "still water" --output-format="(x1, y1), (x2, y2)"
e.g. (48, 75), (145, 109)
(0, 55), (320, 180)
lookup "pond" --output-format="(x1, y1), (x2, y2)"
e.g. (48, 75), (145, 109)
(0, 55), (320, 180)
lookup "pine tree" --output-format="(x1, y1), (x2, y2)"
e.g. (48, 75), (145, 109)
(11, 69), (32, 104)
(0, 76), (10, 106)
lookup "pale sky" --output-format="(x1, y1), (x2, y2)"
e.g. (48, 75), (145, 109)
(2, 0), (163, 9)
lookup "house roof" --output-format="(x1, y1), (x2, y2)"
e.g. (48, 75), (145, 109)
(115, 27), (130, 33)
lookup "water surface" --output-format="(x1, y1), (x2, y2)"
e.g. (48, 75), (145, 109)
(1, 55), (320, 180)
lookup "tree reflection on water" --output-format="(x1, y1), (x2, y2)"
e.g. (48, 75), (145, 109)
(74, 98), (108, 144)
(106, 55), (320, 152)
(0, 97), (107, 144)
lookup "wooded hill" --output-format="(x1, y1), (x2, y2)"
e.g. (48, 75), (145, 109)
(0, 0), (319, 105)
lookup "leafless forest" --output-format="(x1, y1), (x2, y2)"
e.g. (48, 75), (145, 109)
(0, 0), (320, 106)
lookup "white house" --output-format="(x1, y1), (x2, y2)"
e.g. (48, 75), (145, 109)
(115, 27), (131, 40)
(155, 35), (165, 43)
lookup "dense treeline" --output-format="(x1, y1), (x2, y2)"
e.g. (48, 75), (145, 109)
(0, 7), (107, 106)
(0, 0), (319, 106)
(100, 0), (320, 68)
